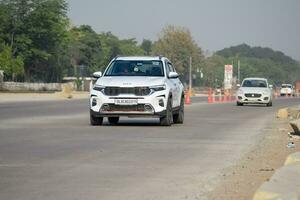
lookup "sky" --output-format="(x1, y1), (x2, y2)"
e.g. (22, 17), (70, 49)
(67, 0), (300, 60)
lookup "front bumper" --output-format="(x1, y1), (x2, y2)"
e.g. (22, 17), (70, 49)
(236, 94), (271, 104)
(90, 109), (166, 118)
(90, 89), (168, 117)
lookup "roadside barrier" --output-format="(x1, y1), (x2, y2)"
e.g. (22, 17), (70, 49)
(207, 88), (236, 104)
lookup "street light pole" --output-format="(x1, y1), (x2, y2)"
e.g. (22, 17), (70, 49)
(238, 60), (240, 84)
(189, 56), (192, 94)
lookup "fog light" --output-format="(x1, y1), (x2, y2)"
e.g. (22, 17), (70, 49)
(137, 105), (144, 111)
(92, 98), (97, 106)
(101, 104), (110, 111)
(144, 104), (153, 112)
(158, 99), (164, 107)
(264, 97), (269, 101)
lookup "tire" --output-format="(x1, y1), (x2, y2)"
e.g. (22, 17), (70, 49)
(236, 102), (243, 106)
(160, 97), (173, 126)
(173, 97), (184, 124)
(90, 111), (103, 126)
(266, 101), (273, 107)
(108, 117), (119, 125)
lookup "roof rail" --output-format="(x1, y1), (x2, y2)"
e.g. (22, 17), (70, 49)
(113, 55), (121, 60)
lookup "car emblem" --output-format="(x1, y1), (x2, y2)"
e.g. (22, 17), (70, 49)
(252, 94), (254, 97)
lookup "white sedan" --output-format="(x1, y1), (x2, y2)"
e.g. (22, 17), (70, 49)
(236, 78), (273, 106)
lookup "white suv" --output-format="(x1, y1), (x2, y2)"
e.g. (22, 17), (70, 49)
(236, 77), (273, 106)
(90, 56), (184, 126)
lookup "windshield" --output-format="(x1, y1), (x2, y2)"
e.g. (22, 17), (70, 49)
(281, 85), (292, 88)
(242, 79), (267, 88)
(104, 60), (164, 77)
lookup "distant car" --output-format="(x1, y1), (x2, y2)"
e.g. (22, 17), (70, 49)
(280, 84), (295, 96)
(89, 56), (184, 126)
(236, 77), (273, 106)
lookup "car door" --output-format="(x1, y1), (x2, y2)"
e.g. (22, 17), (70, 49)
(166, 61), (180, 107)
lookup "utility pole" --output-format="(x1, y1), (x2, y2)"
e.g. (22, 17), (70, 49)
(189, 56), (192, 94)
(238, 60), (240, 84)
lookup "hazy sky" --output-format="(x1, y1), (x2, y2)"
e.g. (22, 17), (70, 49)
(67, 0), (300, 60)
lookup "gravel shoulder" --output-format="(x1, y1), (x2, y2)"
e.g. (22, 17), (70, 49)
(208, 117), (300, 200)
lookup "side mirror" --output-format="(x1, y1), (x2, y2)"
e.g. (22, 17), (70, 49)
(168, 72), (179, 79)
(236, 84), (241, 87)
(93, 71), (102, 78)
(269, 85), (273, 89)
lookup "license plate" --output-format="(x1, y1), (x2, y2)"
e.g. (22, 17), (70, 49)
(114, 99), (138, 105)
(249, 98), (257, 102)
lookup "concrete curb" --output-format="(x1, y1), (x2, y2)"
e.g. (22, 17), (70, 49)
(253, 152), (300, 200)
(284, 152), (300, 166)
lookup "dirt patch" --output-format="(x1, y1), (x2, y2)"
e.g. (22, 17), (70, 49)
(208, 118), (300, 200)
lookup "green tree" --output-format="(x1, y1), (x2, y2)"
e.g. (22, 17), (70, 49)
(202, 55), (226, 87)
(0, 44), (24, 81)
(140, 39), (152, 55)
(0, 0), (69, 82)
(152, 25), (204, 83)
(67, 25), (103, 76)
(97, 32), (144, 71)
(215, 44), (300, 84)
(119, 38), (144, 56)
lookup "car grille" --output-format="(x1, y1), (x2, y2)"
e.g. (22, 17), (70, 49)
(104, 87), (150, 96)
(245, 93), (262, 98)
(104, 104), (149, 112)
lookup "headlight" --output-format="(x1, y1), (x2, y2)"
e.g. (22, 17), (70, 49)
(93, 85), (105, 93)
(150, 84), (166, 93)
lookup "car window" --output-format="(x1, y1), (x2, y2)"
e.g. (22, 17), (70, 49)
(105, 60), (164, 76)
(281, 85), (292, 88)
(242, 80), (267, 88)
(167, 62), (175, 73)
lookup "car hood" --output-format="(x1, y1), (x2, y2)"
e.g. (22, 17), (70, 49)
(95, 76), (165, 87)
(240, 87), (270, 93)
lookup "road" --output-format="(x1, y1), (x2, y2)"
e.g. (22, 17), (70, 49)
(0, 98), (299, 200)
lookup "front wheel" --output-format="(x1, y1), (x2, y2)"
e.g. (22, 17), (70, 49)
(173, 97), (184, 124)
(90, 111), (103, 126)
(236, 102), (243, 106)
(266, 101), (273, 107)
(160, 98), (173, 126)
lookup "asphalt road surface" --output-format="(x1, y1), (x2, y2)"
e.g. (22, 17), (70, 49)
(0, 98), (299, 200)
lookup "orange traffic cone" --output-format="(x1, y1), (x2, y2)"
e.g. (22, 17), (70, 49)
(207, 88), (213, 103)
(274, 91), (278, 99)
(185, 90), (191, 105)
